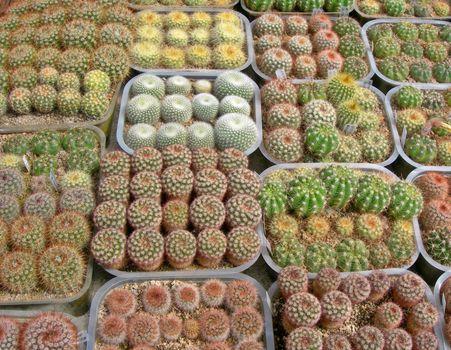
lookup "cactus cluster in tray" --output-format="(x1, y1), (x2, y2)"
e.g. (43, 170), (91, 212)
(261, 74), (394, 164)
(413, 172), (450, 266)
(440, 277), (451, 346)
(358, 0), (449, 17)
(244, 0), (353, 13)
(0, 127), (100, 301)
(131, 11), (248, 70)
(91, 147), (262, 272)
(253, 15), (370, 80)
(95, 279), (265, 349)
(124, 71), (259, 154)
(392, 86), (451, 166)
(0, 0), (132, 128)
(0, 311), (79, 350)
(130, 0), (235, 7)
(367, 21), (450, 84)
(274, 267), (440, 350)
(259, 164), (423, 272)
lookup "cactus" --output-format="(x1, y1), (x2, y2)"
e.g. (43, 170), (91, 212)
(277, 266), (308, 299)
(218, 148), (248, 175)
(93, 45), (129, 83)
(353, 174), (391, 214)
(226, 226), (260, 266)
(305, 123), (340, 159)
(407, 302), (439, 335)
(305, 243), (337, 272)
(10, 215), (46, 253)
(420, 199), (451, 230)
(268, 213), (298, 238)
(394, 86), (423, 109)
(389, 181), (423, 219)
(196, 228), (227, 268)
(187, 122), (215, 150)
(287, 35), (312, 56)
(283, 292), (321, 331)
(156, 123), (187, 150)
(0, 168), (24, 197)
(273, 237), (305, 268)
(214, 113), (258, 152)
(189, 195), (225, 231)
(360, 129), (390, 160)
(294, 55), (317, 79)
(342, 57), (368, 80)
(258, 182), (287, 218)
(127, 312), (160, 347)
(0, 316), (19, 349)
(418, 24), (439, 42)
(259, 48), (293, 78)
(432, 62), (451, 83)
(374, 37), (401, 59)
(213, 44), (246, 70)
(326, 73), (357, 106)
(245, 0), (273, 11)
(288, 175), (327, 217)
(90, 228), (127, 269)
(231, 307), (263, 342)
(255, 34), (282, 54)
(410, 61), (433, 83)
(438, 141), (451, 165)
(316, 50), (344, 79)
(374, 302), (403, 329)
(165, 230), (197, 269)
(93, 200), (127, 231)
(98, 175), (129, 203)
(286, 327), (322, 350)
(214, 71), (254, 102)
(194, 168), (227, 199)
(424, 227), (450, 266)
(336, 238), (369, 272)
(0, 251), (37, 293)
(379, 58), (409, 82)
(320, 291), (353, 329)
(405, 134), (437, 164)
(319, 165), (358, 209)
(339, 35), (365, 59)
(127, 228), (164, 271)
(303, 100), (336, 127)
(23, 191), (56, 220)
(8, 87), (32, 114)
(340, 273), (371, 304)
(199, 309), (229, 342)
(383, 0), (405, 15)
(219, 95), (251, 117)
(141, 284), (171, 315)
(225, 194), (261, 228)
(393, 273), (425, 308)
(261, 79), (297, 107)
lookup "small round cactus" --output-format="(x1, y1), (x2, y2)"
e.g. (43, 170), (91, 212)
(393, 273), (425, 308)
(226, 226), (260, 266)
(305, 243), (337, 273)
(101, 151), (130, 177)
(131, 147), (162, 174)
(194, 168), (227, 199)
(277, 266), (308, 299)
(336, 238), (369, 272)
(353, 174), (391, 214)
(196, 228), (227, 268)
(189, 195), (225, 231)
(225, 194), (261, 229)
(127, 312), (160, 347)
(407, 302), (439, 335)
(130, 171), (161, 201)
(199, 308), (230, 342)
(90, 229), (127, 269)
(127, 228), (164, 271)
(405, 134), (438, 165)
(286, 327), (323, 350)
(367, 270), (391, 302)
(265, 128), (303, 163)
(49, 211), (91, 249)
(374, 302), (403, 329)
(230, 307), (263, 342)
(420, 199), (451, 230)
(352, 326), (385, 350)
(320, 290), (353, 329)
(340, 273), (371, 304)
(200, 279), (227, 308)
(0, 251), (37, 293)
(424, 227), (451, 266)
(165, 230), (197, 269)
(288, 176), (327, 217)
(104, 288), (137, 317)
(0, 316), (19, 349)
(283, 292), (321, 331)
(173, 283), (200, 312)
(98, 314), (127, 345)
(412, 331), (438, 350)
(142, 284), (172, 315)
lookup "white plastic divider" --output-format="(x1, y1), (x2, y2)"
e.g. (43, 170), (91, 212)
(250, 15), (374, 83)
(258, 82), (399, 167)
(406, 167), (451, 273)
(386, 85), (451, 170)
(87, 273), (275, 350)
(362, 19), (451, 89)
(269, 269), (446, 349)
(434, 271), (451, 350)
(0, 310), (88, 350)
(116, 72), (262, 156)
(132, 9), (254, 76)
(258, 163), (420, 277)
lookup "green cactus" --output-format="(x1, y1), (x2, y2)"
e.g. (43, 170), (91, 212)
(353, 174), (391, 214)
(410, 62), (433, 83)
(394, 86), (423, 109)
(418, 24), (439, 42)
(401, 42), (424, 59)
(297, 82), (326, 106)
(424, 228), (450, 266)
(258, 182), (287, 218)
(388, 232), (414, 260)
(305, 243), (337, 273)
(297, 0), (325, 11)
(432, 63), (451, 83)
(305, 123), (340, 159)
(388, 181), (423, 219)
(383, 0), (405, 16)
(394, 22), (418, 42)
(326, 73), (357, 106)
(405, 134), (437, 164)
(0, 251), (37, 293)
(343, 57), (369, 80)
(269, 213), (298, 238)
(374, 37), (401, 59)
(274, 0), (296, 11)
(273, 237), (305, 268)
(369, 244), (391, 268)
(245, 0), (273, 11)
(288, 175), (327, 217)
(319, 165), (358, 210)
(336, 238), (369, 272)
(31, 154), (57, 176)
(31, 130), (61, 156)
(356, 213), (384, 241)
(66, 148), (100, 174)
(2, 135), (29, 155)
(438, 141), (451, 166)
(379, 58), (409, 82)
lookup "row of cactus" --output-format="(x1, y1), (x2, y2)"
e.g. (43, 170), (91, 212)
(393, 86), (451, 166)
(125, 71), (259, 153)
(245, 0), (353, 13)
(0, 128), (100, 297)
(261, 74), (394, 163)
(130, 0), (235, 7)
(91, 147), (262, 271)
(131, 11), (248, 70)
(96, 279), (265, 349)
(253, 14), (370, 81)
(0, 311), (79, 350)
(414, 172), (450, 266)
(0, 0), (132, 122)
(358, 0), (449, 17)
(258, 165), (422, 271)
(276, 266), (440, 350)
(367, 22), (450, 84)
(441, 278), (451, 346)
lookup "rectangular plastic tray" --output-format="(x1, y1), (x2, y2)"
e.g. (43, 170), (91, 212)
(116, 72), (262, 156)
(0, 310), (87, 349)
(258, 82), (399, 167)
(240, 0), (354, 17)
(355, 3), (451, 21)
(434, 271), (451, 350)
(0, 84), (121, 136)
(362, 19), (451, 89)
(131, 9), (253, 76)
(386, 85), (451, 170)
(269, 269), (446, 350)
(406, 167), (451, 274)
(258, 163), (420, 278)
(127, 0), (239, 10)
(0, 125), (105, 306)
(87, 273), (275, 350)
(250, 15), (374, 83)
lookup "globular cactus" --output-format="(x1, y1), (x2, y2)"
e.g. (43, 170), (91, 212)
(353, 174), (391, 214)
(319, 165), (358, 210)
(196, 228), (227, 268)
(265, 127), (303, 163)
(394, 86), (423, 109)
(258, 182), (287, 218)
(260, 48), (293, 78)
(396, 109), (426, 134)
(374, 302), (403, 329)
(283, 292), (321, 331)
(305, 123), (340, 159)
(388, 181), (423, 219)
(407, 302), (439, 335)
(352, 326), (385, 350)
(277, 265), (308, 299)
(165, 230), (197, 269)
(245, 0), (273, 11)
(379, 58), (409, 82)
(226, 227), (260, 266)
(424, 227), (450, 266)
(274, 0), (296, 11)
(273, 236), (305, 268)
(340, 273), (371, 304)
(288, 175), (327, 217)
(420, 199), (451, 230)
(367, 270), (391, 302)
(286, 327), (323, 350)
(410, 61), (433, 83)
(230, 307), (263, 342)
(305, 243), (337, 272)
(0, 251), (37, 293)
(90, 229), (127, 270)
(326, 73), (357, 106)
(297, 0), (325, 11)
(415, 172), (449, 201)
(320, 291), (353, 329)
(336, 238), (369, 272)
(127, 228), (164, 272)
(393, 273), (425, 308)
(405, 134), (437, 165)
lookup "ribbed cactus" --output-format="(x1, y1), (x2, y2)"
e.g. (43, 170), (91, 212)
(319, 165), (358, 209)
(288, 175), (327, 217)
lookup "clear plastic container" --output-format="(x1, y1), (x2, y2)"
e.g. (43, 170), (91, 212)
(269, 269), (446, 350)
(406, 167), (450, 276)
(258, 82), (399, 167)
(86, 273), (275, 350)
(116, 72), (262, 156)
(386, 85), (451, 171)
(127, 0), (239, 10)
(362, 19), (451, 89)
(0, 125), (105, 305)
(434, 271), (451, 350)
(132, 9), (253, 76)
(250, 15), (374, 83)
(0, 310), (88, 350)
(240, 0), (354, 17)
(0, 85), (121, 136)
(258, 163), (420, 278)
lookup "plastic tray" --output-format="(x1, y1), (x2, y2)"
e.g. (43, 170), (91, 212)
(132, 9), (253, 76)
(258, 163), (420, 277)
(355, 2), (451, 21)
(87, 273), (275, 350)
(259, 82), (399, 167)
(240, 0), (354, 17)
(269, 269), (446, 350)
(434, 271), (451, 350)
(386, 85), (451, 170)
(104, 222), (264, 277)
(128, 0), (239, 10)
(0, 310), (87, 350)
(0, 125), (105, 306)
(362, 19), (451, 89)
(406, 167), (451, 274)
(250, 15), (374, 83)
(0, 84), (121, 136)
(116, 72), (262, 156)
